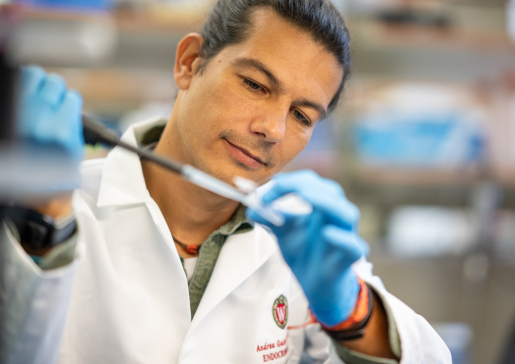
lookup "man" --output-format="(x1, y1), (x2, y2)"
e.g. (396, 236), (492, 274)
(0, 0), (451, 363)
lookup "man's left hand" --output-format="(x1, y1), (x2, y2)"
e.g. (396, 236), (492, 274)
(246, 170), (367, 326)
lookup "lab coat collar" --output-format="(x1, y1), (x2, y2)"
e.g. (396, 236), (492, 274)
(97, 117), (167, 208)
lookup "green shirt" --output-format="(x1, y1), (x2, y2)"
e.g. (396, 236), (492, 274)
(180, 204), (253, 318)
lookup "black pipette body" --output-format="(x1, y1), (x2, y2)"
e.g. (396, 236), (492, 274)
(81, 114), (184, 175)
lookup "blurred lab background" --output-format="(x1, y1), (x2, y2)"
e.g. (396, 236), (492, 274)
(2, 0), (515, 362)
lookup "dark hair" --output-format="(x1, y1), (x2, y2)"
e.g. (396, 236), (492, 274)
(198, 0), (351, 114)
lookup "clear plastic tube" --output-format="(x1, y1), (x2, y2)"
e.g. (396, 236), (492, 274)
(181, 165), (285, 226)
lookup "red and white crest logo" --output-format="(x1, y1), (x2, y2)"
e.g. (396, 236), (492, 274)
(272, 295), (288, 329)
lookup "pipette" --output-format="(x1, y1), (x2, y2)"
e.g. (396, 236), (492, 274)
(82, 114), (286, 226)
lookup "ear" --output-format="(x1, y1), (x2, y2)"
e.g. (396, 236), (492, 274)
(174, 33), (204, 90)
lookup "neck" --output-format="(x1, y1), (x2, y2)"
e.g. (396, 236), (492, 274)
(141, 111), (239, 252)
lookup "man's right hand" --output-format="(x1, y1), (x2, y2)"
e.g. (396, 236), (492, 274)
(18, 65), (84, 160)
(14, 66), (84, 255)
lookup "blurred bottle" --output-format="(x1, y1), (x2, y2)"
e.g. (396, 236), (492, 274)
(508, 0), (515, 44)
(433, 323), (472, 364)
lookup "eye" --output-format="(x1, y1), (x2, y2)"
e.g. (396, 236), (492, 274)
(243, 78), (266, 94)
(293, 109), (311, 127)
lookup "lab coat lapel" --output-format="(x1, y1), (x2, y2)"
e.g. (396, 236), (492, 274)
(97, 118), (165, 208)
(186, 225), (278, 336)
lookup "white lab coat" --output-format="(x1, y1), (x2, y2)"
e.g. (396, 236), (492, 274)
(0, 118), (451, 364)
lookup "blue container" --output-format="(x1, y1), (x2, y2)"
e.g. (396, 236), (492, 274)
(354, 112), (484, 167)
(16, 0), (112, 11)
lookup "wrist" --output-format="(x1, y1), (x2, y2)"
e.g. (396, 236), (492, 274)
(317, 278), (374, 341)
(310, 271), (360, 326)
(1, 204), (77, 255)
(26, 193), (74, 219)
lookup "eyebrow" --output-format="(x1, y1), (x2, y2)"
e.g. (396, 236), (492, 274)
(232, 57), (328, 120)
(233, 57), (284, 93)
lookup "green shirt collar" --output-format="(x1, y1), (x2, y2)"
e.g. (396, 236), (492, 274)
(217, 204), (254, 236)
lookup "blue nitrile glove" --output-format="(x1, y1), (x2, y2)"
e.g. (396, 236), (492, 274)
(17, 65), (84, 160)
(246, 170), (365, 326)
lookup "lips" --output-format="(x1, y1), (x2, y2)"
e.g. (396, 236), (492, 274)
(224, 139), (265, 169)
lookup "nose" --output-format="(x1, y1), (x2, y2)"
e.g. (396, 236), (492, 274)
(249, 105), (287, 144)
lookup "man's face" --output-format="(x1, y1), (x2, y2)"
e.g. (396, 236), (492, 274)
(172, 8), (343, 186)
